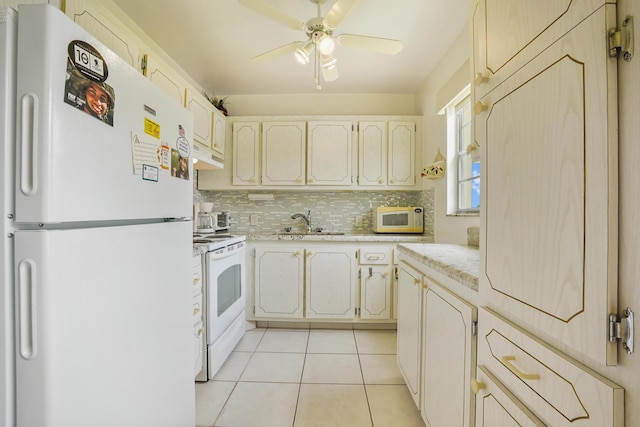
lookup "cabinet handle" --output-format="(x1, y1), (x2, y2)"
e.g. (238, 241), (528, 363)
(250, 178), (257, 183)
(296, 177), (303, 183)
(294, 250), (302, 256)
(501, 356), (540, 380)
(473, 101), (488, 115)
(308, 177), (315, 183)
(381, 272), (388, 277)
(378, 178), (384, 184)
(193, 275), (201, 284)
(197, 327), (205, 336)
(389, 178), (396, 184)
(474, 72), (489, 86)
(307, 251), (314, 257)
(193, 307), (201, 315)
(471, 378), (485, 394)
(413, 278), (420, 286)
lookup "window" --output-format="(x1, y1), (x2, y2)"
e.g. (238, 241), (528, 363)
(443, 86), (480, 215)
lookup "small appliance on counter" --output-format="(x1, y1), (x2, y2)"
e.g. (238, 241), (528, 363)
(195, 202), (230, 233)
(373, 206), (424, 234)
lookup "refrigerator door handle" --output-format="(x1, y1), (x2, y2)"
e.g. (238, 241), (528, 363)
(17, 259), (38, 359)
(19, 93), (38, 196)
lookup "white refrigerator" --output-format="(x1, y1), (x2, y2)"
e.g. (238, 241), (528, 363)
(1, 5), (195, 426)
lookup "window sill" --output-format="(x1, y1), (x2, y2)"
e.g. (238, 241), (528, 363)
(446, 212), (479, 218)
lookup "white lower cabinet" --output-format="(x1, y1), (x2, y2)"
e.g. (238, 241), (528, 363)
(475, 307), (624, 427)
(397, 259), (478, 425)
(421, 277), (476, 427)
(192, 253), (204, 378)
(397, 261), (423, 406)
(253, 244), (357, 320)
(358, 245), (393, 320)
(474, 365), (545, 426)
(254, 247), (304, 318)
(305, 246), (357, 319)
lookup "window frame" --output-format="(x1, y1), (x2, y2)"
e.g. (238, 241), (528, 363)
(441, 85), (480, 216)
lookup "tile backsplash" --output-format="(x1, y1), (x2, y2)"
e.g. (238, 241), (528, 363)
(194, 174), (434, 236)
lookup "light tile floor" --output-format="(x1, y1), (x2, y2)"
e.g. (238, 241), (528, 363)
(196, 328), (425, 427)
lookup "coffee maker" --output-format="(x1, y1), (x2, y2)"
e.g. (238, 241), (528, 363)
(196, 202), (215, 233)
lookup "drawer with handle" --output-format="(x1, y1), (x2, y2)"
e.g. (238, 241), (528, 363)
(476, 307), (624, 426)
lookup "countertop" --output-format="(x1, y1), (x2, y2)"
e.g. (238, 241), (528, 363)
(396, 243), (479, 291)
(246, 232), (434, 243)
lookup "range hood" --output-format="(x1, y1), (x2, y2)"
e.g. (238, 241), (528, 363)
(192, 147), (224, 170)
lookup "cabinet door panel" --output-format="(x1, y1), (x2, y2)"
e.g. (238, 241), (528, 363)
(360, 267), (391, 320)
(396, 262), (422, 407)
(65, 0), (141, 69)
(185, 87), (213, 150)
(471, 0), (607, 98)
(262, 122), (306, 186)
(474, 366), (545, 427)
(421, 278), (476, 427)
(144, 54), (185, 106)
(305, 248), (356, 319)
(212, 108), (226, 158)
(358, 121), (387, 186)
(479, 6), (618, 365)
(307, 121), (352, 186)
(388, 122), (415, 186)
(254, 248), (304, 318)
(232, 122), (260, 185)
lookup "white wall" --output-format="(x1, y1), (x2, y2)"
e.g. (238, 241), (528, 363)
(222, 93), (417, 116)
(415, 25), (479, 244)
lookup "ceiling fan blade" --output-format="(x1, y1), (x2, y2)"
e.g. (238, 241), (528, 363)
(238, 0), (308, 31)
(324, 0), (361, 28)
(336, 33), (403, 55)
(252, 41), (301, 63)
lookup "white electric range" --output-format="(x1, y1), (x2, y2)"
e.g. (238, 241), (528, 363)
(193, 232), (247, 381)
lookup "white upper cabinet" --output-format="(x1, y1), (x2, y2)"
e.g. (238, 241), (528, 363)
(144, 54), (186, 107)
(211, 107), (226, 158)
(388, 121), (416, 187)
(475, 1), (619, 365)
(261, 122), (306, 186)
(64, 0), (143, 71)
(232, 122), (260, 185)
(184, 85), (214, 151)
(470, 0), (608, 98)
(307, 121), (353, 186)
(358, 121), (387, 186)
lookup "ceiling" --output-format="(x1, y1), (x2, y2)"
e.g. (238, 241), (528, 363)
(111, 0), (470, 96)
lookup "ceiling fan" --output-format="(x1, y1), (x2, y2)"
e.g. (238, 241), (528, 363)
(238, 0), (403, 89)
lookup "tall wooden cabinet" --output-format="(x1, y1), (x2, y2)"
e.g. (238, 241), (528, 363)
(474, 0), (619, 366)
(472, 0), (624, 425)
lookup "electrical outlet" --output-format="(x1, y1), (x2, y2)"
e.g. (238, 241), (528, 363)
(355, 215), (363, 227)
(250, 213), (259, 226)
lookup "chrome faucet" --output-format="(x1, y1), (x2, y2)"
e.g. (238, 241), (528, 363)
(291, 209), (312, 233)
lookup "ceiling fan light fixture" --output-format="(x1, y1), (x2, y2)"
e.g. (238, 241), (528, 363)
(317, 34), (336, 55)
(320, 53), (337, 70)
(294, 42), (314, 64)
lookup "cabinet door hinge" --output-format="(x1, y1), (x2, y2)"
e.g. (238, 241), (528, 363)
(609, 16), (634, 62)
(141, 54), (148, 76)
(355, 307), (361, 316)
(471, 321), (478, 337)
(253, 305), (256, 314)
(609, 308), (634, 355)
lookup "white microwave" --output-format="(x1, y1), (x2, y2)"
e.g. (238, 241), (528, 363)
(373, 206), (424, 234)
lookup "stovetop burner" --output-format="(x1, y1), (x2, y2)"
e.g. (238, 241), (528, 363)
(193, 232), (246, 251)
